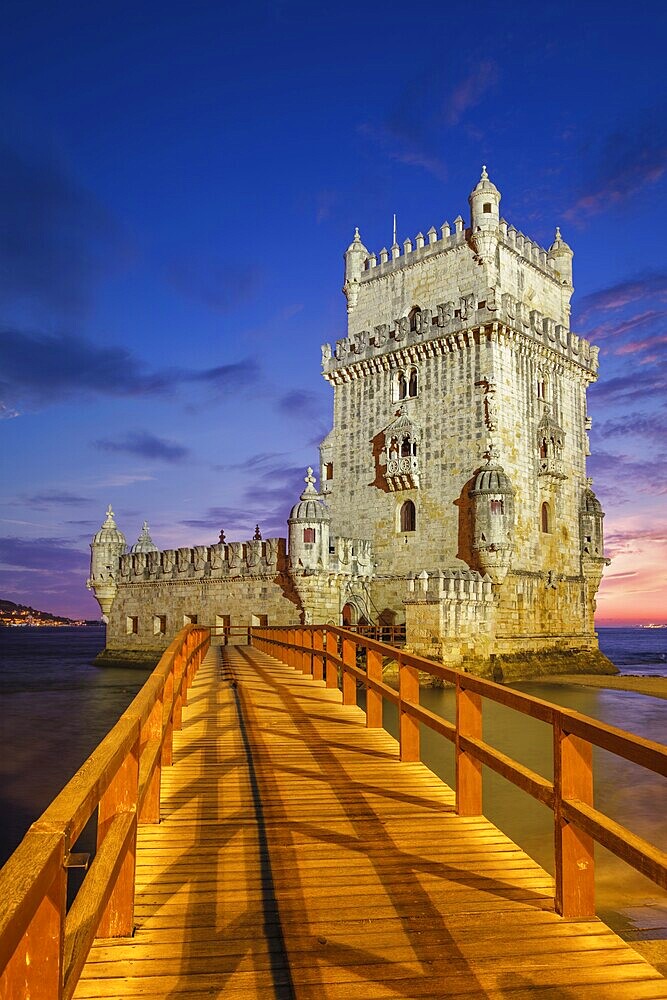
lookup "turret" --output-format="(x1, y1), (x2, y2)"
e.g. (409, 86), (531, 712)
(131, 521), (158, 553)
(343, 227), (368, 314)
(469, 449), (515, 584)
(288, 468), (331, 572)
(548, 227), (573, 287)
(87, 506), (127, 620)
(579, 482), (605, 559)
(468, 165), (501, 267)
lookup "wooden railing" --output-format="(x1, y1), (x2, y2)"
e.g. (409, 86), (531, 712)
(252, 624), (667, 920)
(0, 625), (209, 1000)
(342, 623), (406, 645)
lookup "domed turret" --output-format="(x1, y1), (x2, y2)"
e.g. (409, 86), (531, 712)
(343, 227), (368, 314)
(87, 506), (127, 619)
(288, 468), (331, 572)
(579, 482), (605, 558)
(131, 521), (158, 554)
(468, 166), (501, 267)
(469, 448), (515, 584)
(548, 227), (573, 287)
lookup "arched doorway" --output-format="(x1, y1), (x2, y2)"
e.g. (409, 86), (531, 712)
(342, 602), (356, 626)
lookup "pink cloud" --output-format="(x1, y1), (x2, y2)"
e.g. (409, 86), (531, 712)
(444, 62), (498, 126)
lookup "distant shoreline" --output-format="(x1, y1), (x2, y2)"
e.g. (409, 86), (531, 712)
(531, 674), (667, 701)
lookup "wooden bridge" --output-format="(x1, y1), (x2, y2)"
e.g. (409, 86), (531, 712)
(1, 626), (666, 999)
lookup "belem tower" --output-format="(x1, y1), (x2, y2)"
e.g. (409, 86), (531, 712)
(88, 168), (613, 680)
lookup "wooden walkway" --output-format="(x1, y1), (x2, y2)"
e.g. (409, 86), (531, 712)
(73, 644), (667, 999)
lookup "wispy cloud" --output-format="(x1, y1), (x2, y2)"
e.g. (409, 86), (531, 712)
(181, 461), (308, 539)
(167, 257), (262, 314)
(444, 62), (498, 127)
(23, 491), (92, 508)
(0, 328), (261, 416)
(0, 138), (125, 319)
(276, 390), (322, 422)
(94, 431), (190, 463)
(0, 536), (88, 573)
(588, 447), (667, 498)
(565, 110), (667, 222)
(357, 122), (448, 181)
(357, 60), (498, 182)
(596, 410), (667, 444)
(575, 272), (667, 326)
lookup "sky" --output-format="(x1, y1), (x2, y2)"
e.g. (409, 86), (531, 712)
(0, 1), (665, 625)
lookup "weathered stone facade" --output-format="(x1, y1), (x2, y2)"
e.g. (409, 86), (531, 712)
(88, 169), (612, 677)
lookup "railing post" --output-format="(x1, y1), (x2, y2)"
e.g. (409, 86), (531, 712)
(139, 690), (163, 824)
(342, 635), (356, 705)
(0, 833), (66, 1000)
(296, 628), (304, 672)
(302, 628), (313, 676)
(456, 679), (483, 816)
(173, 650), (185, 730)
(325, 630), (338, 689)
(312, 629), (324, 681)
(554, 720), (595, 918)
(366, 647), (383, 728)
(398, 655), (420, 762)
(96, 730), (140, 937)
(162, 656), (175, 767)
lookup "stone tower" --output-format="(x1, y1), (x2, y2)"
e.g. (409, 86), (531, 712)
(319, 167), (611, 676)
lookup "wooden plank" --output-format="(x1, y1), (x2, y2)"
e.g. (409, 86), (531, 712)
(73, 642), (667, 1000)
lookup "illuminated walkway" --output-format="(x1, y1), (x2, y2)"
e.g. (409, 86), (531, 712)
(74, 644), (667, 999)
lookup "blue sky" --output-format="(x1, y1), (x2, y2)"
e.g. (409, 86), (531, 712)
(0, 1), (665, 622)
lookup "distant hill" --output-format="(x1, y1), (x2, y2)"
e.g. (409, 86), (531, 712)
(0, 599), (102, 627)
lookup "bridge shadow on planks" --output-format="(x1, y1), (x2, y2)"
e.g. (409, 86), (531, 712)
(75, 644), (667, 1000)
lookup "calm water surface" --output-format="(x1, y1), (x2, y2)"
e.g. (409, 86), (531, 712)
(0, 625), (665, 942)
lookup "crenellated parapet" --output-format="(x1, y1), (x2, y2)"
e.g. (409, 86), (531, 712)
(118, 537), (285, 583)
(328, 536), (373, 577)
(321, 288), (597, 381)
(404, 568), (496, 666)
(406, 568), (494, 603)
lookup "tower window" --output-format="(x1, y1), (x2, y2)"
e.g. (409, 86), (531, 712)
(490, 499), (504, 515)
(483, 203), (492, 213)
(541, 502), (551, 534)
(325, 462), (333, 480)
(303, 528), (316, 543)
(537, 377), (548, 400)
(409, 306), (421, 332)
(408, 367), (418, 397)
(126, 615), (139, 635)
(153, 614), (167, 636)
(400, 500), (416, 533)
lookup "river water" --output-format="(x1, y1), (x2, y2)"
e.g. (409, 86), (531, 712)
(0, 625), (665, 942)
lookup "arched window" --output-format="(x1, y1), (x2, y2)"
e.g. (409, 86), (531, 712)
(397, 371), (407, 400)
(539, 438), (548, 460)
(409, 306), (421, 332)
(400, 500), (416, 532)
(400, 438), (411, 457)
(541, 502), (551, 534)
(408, 367), (418, 397)
(490, 499), (504, 515)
